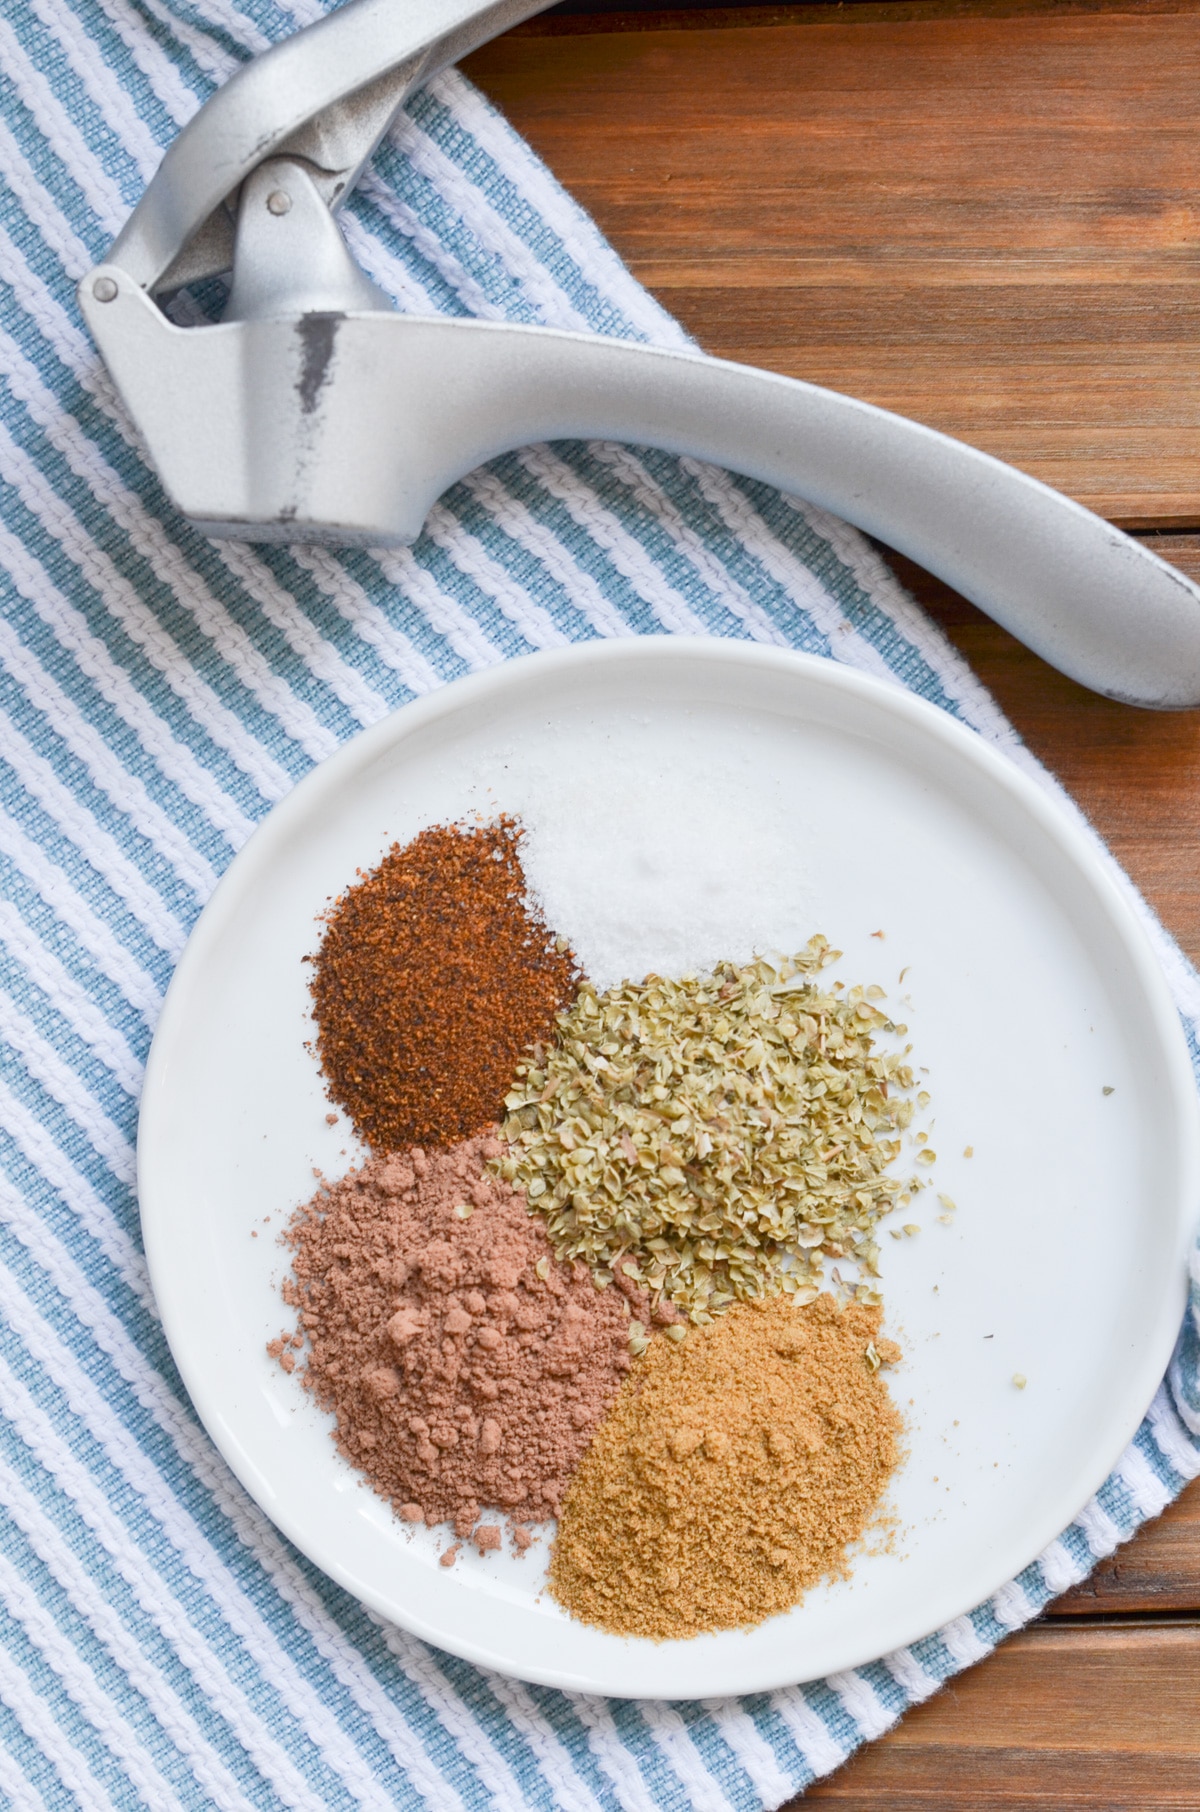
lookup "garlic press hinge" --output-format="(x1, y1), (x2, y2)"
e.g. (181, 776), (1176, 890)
(98, 0), (553, 301)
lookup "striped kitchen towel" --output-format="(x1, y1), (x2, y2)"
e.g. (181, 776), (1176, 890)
(2, 1), (1199, 1806)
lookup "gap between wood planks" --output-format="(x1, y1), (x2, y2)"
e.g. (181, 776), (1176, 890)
(534, 2), (1200, 38)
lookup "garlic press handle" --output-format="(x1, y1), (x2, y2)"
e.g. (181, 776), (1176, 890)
(109, 0), (554, 294)
(80, 285), (1200, 709)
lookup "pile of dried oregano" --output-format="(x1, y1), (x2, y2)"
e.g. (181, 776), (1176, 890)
(493, 936), (923, 1326)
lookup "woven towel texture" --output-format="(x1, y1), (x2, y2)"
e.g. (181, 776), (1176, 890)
(2, 1), (1200, 1806)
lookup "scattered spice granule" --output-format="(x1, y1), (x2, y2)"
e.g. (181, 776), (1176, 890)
(496, 940), (918, 1320)
(549, 1293), (903, 1640)
(309, 817), (579, 1151)
(274, 1131), (650, 1532)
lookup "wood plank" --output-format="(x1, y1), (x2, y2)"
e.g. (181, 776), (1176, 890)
(464, 2), (1200, 526)
(790, 1620), (1200, 1806)
(1051, 1476), (1200, 1615)
(531, 1), (1200, 32)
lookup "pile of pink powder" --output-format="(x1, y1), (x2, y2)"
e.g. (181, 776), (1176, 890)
(272, 1131), (672, 1550)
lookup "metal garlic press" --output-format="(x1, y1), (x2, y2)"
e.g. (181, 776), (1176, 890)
(79, 0), (1200, 707)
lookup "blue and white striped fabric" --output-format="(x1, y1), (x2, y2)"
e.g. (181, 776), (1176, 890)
(2, 1), (1199, 1805)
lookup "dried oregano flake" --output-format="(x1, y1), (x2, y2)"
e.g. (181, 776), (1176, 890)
(492, 938), (919, 1321)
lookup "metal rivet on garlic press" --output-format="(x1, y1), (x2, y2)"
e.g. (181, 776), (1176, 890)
(91, 276), (118, 303)
(266, 190), (291, 216)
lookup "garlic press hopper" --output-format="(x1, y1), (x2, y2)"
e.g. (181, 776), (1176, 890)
(79, 0), (1200, 708)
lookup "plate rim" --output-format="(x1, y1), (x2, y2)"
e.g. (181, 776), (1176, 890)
(138, 636), (1200, 1697)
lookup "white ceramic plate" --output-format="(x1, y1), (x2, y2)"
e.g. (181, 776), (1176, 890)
(139, 639), (1199, 1699)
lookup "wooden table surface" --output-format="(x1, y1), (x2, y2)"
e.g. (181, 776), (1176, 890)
(463, 3), (1200, 1803)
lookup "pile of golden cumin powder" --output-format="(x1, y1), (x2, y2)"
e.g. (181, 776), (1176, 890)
(301, 818), (926, 1641)
(551, 1294), (902, 1639)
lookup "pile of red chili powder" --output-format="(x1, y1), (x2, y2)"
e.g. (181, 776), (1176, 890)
(272, 1132), (659, 1550)
(309, 816), (578, 1151)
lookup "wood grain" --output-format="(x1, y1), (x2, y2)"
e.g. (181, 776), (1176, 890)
(533, 0), (1200, 35)
(795, 1621), (1200, 1806)
(464, 2), (1200, 526)
(1052, 1476), (1200, 1614)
